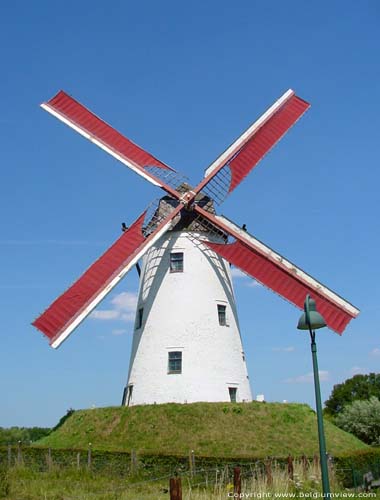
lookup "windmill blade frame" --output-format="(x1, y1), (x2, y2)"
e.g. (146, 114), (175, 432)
(34, 87), (359, 352)
(33, 204), (183, 348)
(194, 205), (359, 334)
(41, 91), (184, 199)
(193, 89), (310, 205)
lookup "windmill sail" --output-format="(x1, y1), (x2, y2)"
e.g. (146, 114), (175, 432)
(33, 205), (182, 348)
(34, 86), (359, 367)
(41, 91), (183, 198)
(194, 207), (359, 334)
(195, 89), (310, 204)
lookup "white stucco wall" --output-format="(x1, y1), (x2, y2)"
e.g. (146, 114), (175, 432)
(124, 230), (252, 405)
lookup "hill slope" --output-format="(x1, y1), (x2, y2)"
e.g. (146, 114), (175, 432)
(38, 402), (368, 458)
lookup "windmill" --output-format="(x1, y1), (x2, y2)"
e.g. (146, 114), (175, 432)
(33, 89), (359, 406)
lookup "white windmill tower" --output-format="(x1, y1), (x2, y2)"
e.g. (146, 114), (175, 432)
(33, 89), (359, 406)
(123, 191), (252, 405)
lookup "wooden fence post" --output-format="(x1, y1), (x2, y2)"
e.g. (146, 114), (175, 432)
(46, 448), (52, 471)
(17, 441), (22, 465)
(287, 455), (294, 481)
(265, 459), (273, 486)
(234, 467), (241, 495)
(169, 477), (182, 500)
(87, 443), (92, 470)
(327, 453), (333, 472)
(131, 449), (138, 474)
(76, 452), (81, 470)
(189, 450), (195, 477)
(7, 445), (11, 467)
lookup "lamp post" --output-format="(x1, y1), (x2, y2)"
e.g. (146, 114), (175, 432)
(297, 294), (330, 498)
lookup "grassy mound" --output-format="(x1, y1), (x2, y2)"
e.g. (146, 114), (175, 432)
(37, 402), (368, 458)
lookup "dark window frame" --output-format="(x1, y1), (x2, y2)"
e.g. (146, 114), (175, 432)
(168, 351), (182, 374)
(136, 307), (143, 329)
(217, 304), (227, 326)
(126, 385), (133, 406)
(229, 387), (237, 403)
(170, 252), (184, 273)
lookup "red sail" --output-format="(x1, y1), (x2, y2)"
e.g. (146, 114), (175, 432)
(197, 91), (310, 204)
(33, 212), (146, 343)
(33, 204), (182, 348)
(206, 239), (356, 335)
(42, 91), (181, 197)
(228, 95), (309, 192)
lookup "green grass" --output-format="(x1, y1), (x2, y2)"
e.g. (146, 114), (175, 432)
(36, 402), (368, 458)
(3, 461), (379, 500)
(1, 466), (170, 499)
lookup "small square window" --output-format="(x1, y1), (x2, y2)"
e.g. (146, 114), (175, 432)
(136, 308), (143, 329)
(170, 252), (184, 273)
(218, 304), (227, 326)
(168, 351), (182, 374)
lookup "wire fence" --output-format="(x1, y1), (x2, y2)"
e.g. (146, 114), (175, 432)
(1, 446), (380, 499)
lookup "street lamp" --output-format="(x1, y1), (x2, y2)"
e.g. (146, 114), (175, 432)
(297, 294), (330, 498)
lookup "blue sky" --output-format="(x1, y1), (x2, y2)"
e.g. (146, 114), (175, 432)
(1, 1), (379, 428)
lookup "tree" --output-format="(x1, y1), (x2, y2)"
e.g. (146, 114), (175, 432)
(51, 408), (75, 432)
(335, 396), (380, 445)
(0, 426), (51, 445)
(324, 373), (380, 416)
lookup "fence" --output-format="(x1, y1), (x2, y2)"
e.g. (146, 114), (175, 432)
(1, 445), (320, 477)
(1, 445), (380, 499)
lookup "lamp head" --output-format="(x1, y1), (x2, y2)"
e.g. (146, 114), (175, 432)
(297, 295), (326, 330)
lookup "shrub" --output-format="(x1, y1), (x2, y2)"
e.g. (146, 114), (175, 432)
(335, 397), (380, 445)
(325, 373), (380, 416)
(51, 408), (75, 432)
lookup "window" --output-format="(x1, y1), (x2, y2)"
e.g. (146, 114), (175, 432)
(218, 304), (227, 326)
(126, 385), (133, 406)
(168, 351), (182, 374)
(121, 384), (134, 406)
(229, 387), (237, 403)
(170, 252), (184, 273)
(136, 308), (143, 329)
